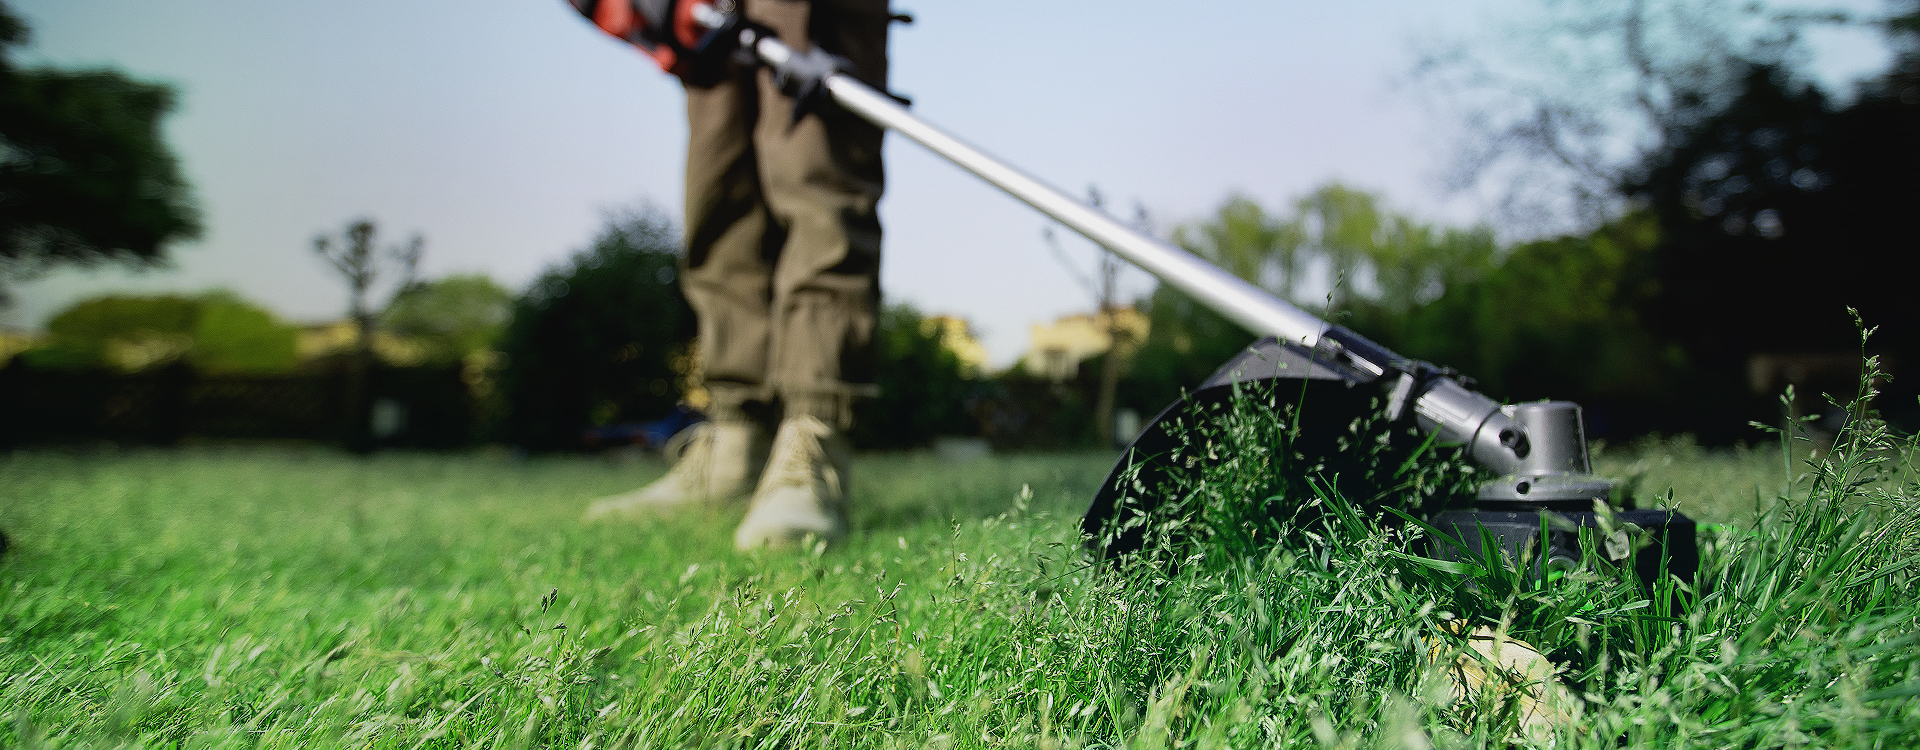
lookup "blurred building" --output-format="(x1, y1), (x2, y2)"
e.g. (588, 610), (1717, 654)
(296, 320), (434, 367)
(922, 314), (989, 376)
(1023, 307), (1148, 382)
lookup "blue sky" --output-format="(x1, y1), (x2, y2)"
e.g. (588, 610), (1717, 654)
(2, 0), (1895, 365)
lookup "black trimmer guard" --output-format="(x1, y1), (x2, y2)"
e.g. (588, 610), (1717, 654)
(1081, 337), (1387, 558)
(1426, 509), (1699, 587)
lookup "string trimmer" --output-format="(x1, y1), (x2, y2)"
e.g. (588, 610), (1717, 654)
(568, 1), (1698, 585)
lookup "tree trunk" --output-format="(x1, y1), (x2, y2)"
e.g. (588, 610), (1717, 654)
(1095, 311), (1131, 449)
(345, 312), (375, 453)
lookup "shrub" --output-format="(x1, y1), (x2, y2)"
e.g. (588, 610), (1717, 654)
(495, 207), (692, 450)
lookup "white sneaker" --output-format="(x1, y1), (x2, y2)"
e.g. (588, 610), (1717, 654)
(584, 421), (767, 519)
(732, 415), (851, 550)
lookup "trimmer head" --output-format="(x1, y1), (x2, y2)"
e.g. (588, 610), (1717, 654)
(1081, 337), (1390, 558)
(1082, 337), (1699, 589)
(1426, 508), (1699, 587)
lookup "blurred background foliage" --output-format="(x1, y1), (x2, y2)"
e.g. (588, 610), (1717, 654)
(5, 0), (1917, 453)
(849, 304), (984, 450)
(0, 1), (200, 306)
(383, 273), (514, 366)
(21, 290), (296, 373)
(492, 207), (692, 451)
(1117, 0), (1920, 445)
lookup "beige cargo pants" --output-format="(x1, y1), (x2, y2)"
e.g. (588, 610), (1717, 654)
(681, 0), (889, 430)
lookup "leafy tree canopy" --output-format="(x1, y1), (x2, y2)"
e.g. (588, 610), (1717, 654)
(1126, 185), (1689, 437)
(383, 273), (513, 364)
(0, 2), (200, 302)
(1623, 57), (1920, 434)
(1171, 184), (1498, 315)
(22, 290), (297, 373)
(1414, 0), (1863, 236)
(1122, 185), (1500, 415)
(496, 206), (692, 450)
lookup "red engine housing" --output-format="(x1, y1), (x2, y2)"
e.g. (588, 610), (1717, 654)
(569, 0), (719, 77)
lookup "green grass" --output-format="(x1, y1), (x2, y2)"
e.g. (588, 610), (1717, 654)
(3, 406), (1918, 747)
(1592, 434), (1805, 525)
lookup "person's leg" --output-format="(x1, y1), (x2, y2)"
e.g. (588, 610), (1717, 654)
(683, 59), (780, 425)
(587, 62), (776, 519)
(733, 0), (890, 549)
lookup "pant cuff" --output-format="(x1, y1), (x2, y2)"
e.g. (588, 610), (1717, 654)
(704, 383), (764, 424)
(779, 386), (874, 432)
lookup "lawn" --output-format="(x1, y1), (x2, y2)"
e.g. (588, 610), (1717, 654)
(2, 417), (1917, 747)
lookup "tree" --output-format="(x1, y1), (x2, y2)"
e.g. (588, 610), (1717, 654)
(0, 2), (200, 304)
(851, 304), (983, 449)
(313, 219), (422, 451)
(189, 290), (303, 373)
(1410, 0), (1920, 437)
(496, 206), (692, 450)
(1365, 215), (1672, 433)
(1124, 185), (1500, 417)
(1122, 196), (1272, 416)
(313, 220), (422, 358)
(383, 273), (513, 365)
(1413, 0), (1838, 236)
(1170, 184), (1498, 316)
(1628, 5), (1920, 356)
(21, 290), (298, 373)
(1628, 57), (1920, 434)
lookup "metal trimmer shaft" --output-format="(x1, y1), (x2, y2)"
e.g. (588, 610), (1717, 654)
(750, 34), (1549, 482)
